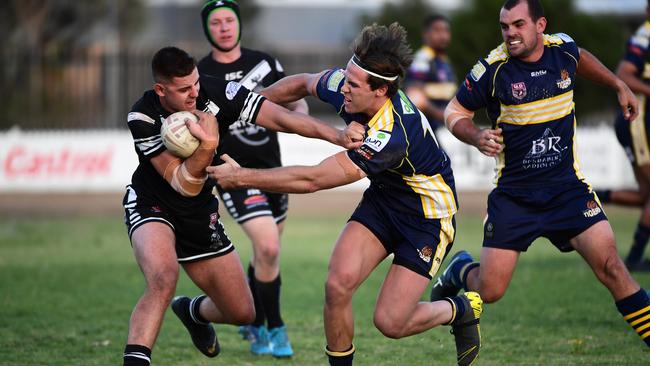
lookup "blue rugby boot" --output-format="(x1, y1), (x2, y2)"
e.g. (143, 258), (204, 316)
(430, 250), (476, 301)
(448, 292), (483, 366)
(171, 295), (220, 358)
(250, 325), (272, 356)
(269, 325), (294, 358)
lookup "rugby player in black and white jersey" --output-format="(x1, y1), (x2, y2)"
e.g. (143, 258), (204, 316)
(121, 46), (363, 366)
(197, 0), (307, 357)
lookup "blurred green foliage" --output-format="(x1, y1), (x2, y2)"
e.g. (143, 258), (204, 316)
(362, 0), (636, 125)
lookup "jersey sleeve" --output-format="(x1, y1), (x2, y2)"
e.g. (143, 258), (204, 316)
(623, 26), (649, 72)
(405, 49), (432, 83)
(555, 33), (581, 63)
(346, 129), (406, 175)
(202, 79), (267, 127)
(455, 59), (491, 111)
(273, 57), (287, 79)
(315, 69), (346, 110)
(126, 111), (165, 160)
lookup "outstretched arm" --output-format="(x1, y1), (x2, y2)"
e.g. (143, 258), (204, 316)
(577, 48), (638, 121)
(206, 151), (366, 194)
(255, 100), (364, 149)
(260, 72), (326, 104)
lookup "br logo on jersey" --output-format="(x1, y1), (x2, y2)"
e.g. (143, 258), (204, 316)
(523, 128), (567, 170)
(556, 69), (572, 90)
(363, 130), (391, 152)
(511, 82), (527, 100)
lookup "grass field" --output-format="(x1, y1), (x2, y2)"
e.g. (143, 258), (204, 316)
(1, 200), (649, 365)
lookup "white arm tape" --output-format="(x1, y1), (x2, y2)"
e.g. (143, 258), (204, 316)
(444, 97), (475, 132)
(170, 162), (208, 197)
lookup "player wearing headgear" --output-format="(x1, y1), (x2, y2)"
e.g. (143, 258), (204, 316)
(596, 1), (650, 272)
(207, 23), (484, 366)
(197, 0), (308, 357)
(120, 46), (362, 366)
(430, 0), (650, 355)
(405, 14), (457, 135)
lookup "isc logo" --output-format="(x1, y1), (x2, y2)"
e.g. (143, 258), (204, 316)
(225, 71), (243, 81)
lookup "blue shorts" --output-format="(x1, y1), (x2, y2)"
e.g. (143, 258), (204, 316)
(350, 189), (456, 279)
(483, 182), (607, 252)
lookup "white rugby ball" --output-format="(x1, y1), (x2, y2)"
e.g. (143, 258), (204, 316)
(161, 111), (200, 158)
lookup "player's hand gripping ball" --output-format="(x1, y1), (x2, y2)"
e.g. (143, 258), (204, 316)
(161, 111), (200, 158)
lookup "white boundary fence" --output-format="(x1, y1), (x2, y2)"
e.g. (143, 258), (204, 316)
(0, 126), (635, 193)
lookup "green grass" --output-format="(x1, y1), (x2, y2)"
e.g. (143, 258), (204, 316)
(0, 207), (649, 365)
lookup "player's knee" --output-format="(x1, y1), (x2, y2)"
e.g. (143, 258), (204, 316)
(478, 282), (506, 304)
(324, 272), (357, 304)
(145, 269), (179, 301)
(373, 311), (406, 339)
(255, 240), (280, 263)
(599, 252), (628, 285)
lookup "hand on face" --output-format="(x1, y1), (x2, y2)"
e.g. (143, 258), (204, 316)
(206, 154), (241, 190)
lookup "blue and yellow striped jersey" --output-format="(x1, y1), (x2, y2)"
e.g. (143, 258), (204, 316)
(316, 69), (457, 219)
(405, 46), (457, 127)
(456, 33), (584, 188)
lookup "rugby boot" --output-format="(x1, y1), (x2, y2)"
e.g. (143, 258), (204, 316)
(269, 325), (294, 358)
(430, 250), (475, 301)
(448, 291), (483, 366)
(171, 295), (220, 358)
(249, 325), (272, 355)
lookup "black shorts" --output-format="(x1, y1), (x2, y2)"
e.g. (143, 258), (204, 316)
(350, 189), (456, 279)
(123, 185), (234, 262)
(615, 96), (650, 167)
(483, 182), (607, 252)
(216, 186), (288, 224)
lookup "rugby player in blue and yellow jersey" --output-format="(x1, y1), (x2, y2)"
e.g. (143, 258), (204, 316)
(405, 14), (457, 133)
(208, 23), (483, 366)
(431, 0), (650, 353)
(597, 1), (650, 272)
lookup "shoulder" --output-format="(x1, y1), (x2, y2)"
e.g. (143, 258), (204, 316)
(241, 48), (277, 63)
(544, 33), (576, 46)
(318, 68), (346, 92)
(483, 43), (510, 65)
(129, 91), (158, 118)
(410, 46), (435, 73)
(630, 21), (650, 49)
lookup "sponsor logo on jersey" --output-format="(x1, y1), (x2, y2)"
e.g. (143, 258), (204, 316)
(470, 61), (486, 81)
(523, 128), (567, 170)
(511, 82), (527, 99)
(531, 70), (547, 77)
(328, 70), (345, 92)
(417, 246), (433, 263)
(354, 146), (374, 161)
(225, 71), (244, 81)
(398, 90), (415, 114)
(464, 78), (473, 92)
(484, 221), (494, 239)
(556, 69), (572, 89)
(582, 200), (602, 218)
(225, 81), (242, 100)
(363, 131), (391, 152)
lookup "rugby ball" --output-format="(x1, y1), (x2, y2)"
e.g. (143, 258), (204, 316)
(161, 111), (200, 158)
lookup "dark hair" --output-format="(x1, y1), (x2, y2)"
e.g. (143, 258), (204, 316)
(502, 0), (545, 21)
(423, 14), (450, 30)
(151, 46), (196, 83)
(351, 22), (413, 97)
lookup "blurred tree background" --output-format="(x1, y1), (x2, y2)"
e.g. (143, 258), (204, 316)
(362, 0), (635, 125)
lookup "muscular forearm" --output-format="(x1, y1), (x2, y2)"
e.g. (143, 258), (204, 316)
(261, 74), (313, 104)
(184, 142), (217, 178)
(450, 118), (481, 146)
(234, 165), (322, 194)
(619, 71), (650, 96)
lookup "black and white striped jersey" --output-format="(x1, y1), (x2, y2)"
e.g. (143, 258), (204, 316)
(125, 75), (266, 212)
(198, 48), (285, 169)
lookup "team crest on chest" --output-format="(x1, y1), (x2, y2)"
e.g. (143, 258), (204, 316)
(511, 82), (527, 100)
(556, 69), (572, 89)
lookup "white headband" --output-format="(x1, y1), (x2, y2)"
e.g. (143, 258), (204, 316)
(350, 54), (399, 81)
